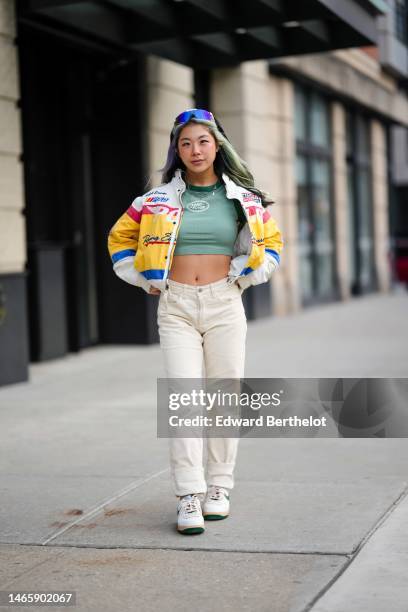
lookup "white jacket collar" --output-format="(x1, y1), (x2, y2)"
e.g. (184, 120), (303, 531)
(171, 168), (243, 199)
(172, 168), (185, 192)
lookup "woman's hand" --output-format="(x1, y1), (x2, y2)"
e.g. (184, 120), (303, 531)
(149, 287), (161, 295)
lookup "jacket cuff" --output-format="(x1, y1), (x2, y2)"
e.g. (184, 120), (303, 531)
(113, 257), (151, 293)
(236, 253), (279, 290)
(236, 275), (253, 291)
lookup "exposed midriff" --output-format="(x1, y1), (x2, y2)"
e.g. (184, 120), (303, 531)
(169, 254), (231, 285)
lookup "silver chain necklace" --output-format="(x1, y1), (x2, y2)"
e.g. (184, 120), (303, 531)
(186, 182), (223, 198)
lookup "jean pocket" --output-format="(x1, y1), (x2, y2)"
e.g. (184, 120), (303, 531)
(215, 283), (242, 303)
(158, 290), (183, 316)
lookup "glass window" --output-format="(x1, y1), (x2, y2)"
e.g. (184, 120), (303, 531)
(395, 0), (408, 44)
(357, 167), (374, 288)
(296, 155), (313, 299)
(345, 111), (376, 294)
(356, 116), (370, 159)
(310, 92), (330, 148)
(295, 86), (307, 141)
(346, 111), (353, 156)
(295, 85), (335, 303)
(346, 164), (358, 286)
(311, 159), (333, 295)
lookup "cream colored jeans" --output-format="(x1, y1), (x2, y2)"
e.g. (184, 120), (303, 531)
(157, 277), (247, 497)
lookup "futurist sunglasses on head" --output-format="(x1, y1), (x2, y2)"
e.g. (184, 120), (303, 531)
(172, 108), (230, 141)
(174, 109), (215, 125)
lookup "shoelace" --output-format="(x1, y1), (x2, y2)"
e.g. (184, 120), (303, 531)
(181, 495), (200, 514)
(208, 487), (225, 501)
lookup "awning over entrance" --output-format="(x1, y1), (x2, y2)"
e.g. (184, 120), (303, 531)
(18, 0), (388, 67)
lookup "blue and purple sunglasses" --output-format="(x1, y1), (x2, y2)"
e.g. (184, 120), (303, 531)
(171, 108), (229, 142)
(174, 108), (215, 125)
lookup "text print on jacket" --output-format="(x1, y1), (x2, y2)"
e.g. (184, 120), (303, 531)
(107, 170), (283, 293)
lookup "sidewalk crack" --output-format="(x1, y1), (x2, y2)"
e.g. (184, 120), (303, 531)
(40, 468), (169, 546)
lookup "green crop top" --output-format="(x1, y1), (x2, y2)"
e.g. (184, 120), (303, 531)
(174, 180), (247, 256)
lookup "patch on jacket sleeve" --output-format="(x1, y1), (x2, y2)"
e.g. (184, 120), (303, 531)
(145, 196), (170, 203)
(242, 192), (261, 203)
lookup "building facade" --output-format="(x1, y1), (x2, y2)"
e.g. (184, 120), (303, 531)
(1, 0), (407, 385)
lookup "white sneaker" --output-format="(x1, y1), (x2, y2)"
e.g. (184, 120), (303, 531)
(203, 486), (230, 520)
(177, 494), (205, 535)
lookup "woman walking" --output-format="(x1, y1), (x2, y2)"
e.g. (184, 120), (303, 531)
(108, 109), (283, 534)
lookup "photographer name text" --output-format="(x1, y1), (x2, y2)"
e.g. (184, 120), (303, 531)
(168, 415), (327, 428)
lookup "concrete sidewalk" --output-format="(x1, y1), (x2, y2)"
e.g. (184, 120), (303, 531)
(0, 292), (407, 611)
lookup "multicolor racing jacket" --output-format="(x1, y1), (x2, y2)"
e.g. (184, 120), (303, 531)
(107, 169), (283, 293)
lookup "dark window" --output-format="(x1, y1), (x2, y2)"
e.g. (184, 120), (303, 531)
(395, 0), (408, 44)
(345, 111), (376, 295)
(295, 85), (336, 304)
